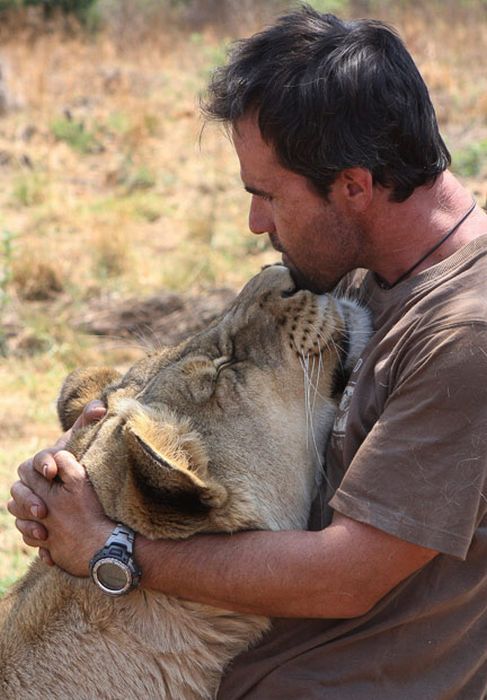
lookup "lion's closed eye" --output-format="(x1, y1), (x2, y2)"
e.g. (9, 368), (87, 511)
(213, 356), (235, 374)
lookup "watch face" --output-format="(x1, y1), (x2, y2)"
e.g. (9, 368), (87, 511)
(94, 559), (130, 594)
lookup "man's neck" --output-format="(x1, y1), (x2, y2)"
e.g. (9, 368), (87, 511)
(366, 172), (487, 287)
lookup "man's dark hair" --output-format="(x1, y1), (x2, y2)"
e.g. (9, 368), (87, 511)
(203, 5), (451, 202)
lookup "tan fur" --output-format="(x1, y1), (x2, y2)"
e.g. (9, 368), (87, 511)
(0, 265), (372, 700)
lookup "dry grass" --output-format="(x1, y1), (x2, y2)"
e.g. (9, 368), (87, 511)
(0, 0), (486, 587)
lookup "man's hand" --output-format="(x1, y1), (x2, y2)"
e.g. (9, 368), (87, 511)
(7, 400), (113, 576)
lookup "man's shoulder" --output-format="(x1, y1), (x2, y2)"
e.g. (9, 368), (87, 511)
(413, 252), (487, 329)
(379, 237), (487, 331)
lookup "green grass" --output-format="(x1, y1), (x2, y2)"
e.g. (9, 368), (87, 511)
(12, 172), (47, 208)
(50, 116), (103, 154)
(452, 140), (487, 178)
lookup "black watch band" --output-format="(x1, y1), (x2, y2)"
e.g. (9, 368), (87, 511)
(89, 523), (141, 596)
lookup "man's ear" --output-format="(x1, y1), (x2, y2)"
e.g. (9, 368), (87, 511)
(57, 367), (121, 431)
(335, 168), (374, 212)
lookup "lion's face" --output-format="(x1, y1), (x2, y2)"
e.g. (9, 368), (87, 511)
(59, 265), (371, 539)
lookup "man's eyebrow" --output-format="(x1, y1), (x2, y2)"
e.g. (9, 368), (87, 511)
(244, 185), (272, 198)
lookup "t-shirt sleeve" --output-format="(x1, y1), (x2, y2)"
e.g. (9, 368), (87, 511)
(329, 322), (487, 559)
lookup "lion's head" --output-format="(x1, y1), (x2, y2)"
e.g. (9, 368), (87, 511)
(59, 265), (371, 540)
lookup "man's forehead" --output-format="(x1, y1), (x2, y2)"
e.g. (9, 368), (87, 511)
(232, 118), (285, 187)
(231, 113), (260, 142)
(232, 116), (272, 156)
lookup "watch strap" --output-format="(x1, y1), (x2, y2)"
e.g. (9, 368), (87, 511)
(103, 522), (136, 558)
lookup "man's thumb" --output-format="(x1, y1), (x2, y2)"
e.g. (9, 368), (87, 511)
(77, 400), (107, 429)
(53, 450), (87, 484)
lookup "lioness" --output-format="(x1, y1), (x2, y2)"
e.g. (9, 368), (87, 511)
(0, 265), (371, 700)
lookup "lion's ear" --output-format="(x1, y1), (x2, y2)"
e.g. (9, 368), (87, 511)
(57, 367), (121, 431)
(122, 417), (227, 538)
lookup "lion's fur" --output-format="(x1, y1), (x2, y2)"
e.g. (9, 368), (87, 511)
(0, 265), (372, 700)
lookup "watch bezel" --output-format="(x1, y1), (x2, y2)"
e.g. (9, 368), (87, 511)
(91, 556), (133, 596)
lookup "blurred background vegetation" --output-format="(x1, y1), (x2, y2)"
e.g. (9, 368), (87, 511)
(0, 0), (486, 591)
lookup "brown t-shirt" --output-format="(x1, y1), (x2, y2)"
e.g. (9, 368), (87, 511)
(217, 236), (487, 700)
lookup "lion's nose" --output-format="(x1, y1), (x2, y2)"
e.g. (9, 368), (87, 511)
(259, 263), (295, 293)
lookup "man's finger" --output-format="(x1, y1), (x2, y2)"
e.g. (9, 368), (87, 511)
(8, 481), (48, 520)
(38, 548), (55, 566)
(76, 400), (106, 430)
(31, 450), (59, 480)
(51, 401), (106, 453)
(53, 450), (87, 486)
(15, 518), (48, 542)
(51, 428), (73, 453)
(18, 457), (54, 496)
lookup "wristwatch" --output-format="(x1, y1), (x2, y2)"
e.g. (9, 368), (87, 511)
(89, 523), (141, 596)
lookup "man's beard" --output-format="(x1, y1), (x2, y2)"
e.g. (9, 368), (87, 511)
(267, 235), (332, 293)
(282, 253), (338, 294)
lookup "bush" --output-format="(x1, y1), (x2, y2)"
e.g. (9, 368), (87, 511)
(50, 116), (103, 154)
(0, 0), (98, 22)
(452, 140), (487, 178)
(0, 0), (20, 11)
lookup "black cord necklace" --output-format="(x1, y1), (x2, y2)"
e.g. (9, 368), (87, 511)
(380, 197), (477, 289)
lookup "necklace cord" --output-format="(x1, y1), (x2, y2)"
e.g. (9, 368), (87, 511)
(383, 197), (477, 289)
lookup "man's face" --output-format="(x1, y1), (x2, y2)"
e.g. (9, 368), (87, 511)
(233, 115), (366, 292)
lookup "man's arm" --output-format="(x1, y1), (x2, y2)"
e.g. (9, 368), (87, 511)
(9, 449), (437, 620)
(137, 512), (437, 618)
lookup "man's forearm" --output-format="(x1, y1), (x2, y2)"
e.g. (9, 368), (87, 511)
(135, 514), (437, 619)
(9, 446), (436, 619)
(137, 528), (361, 618)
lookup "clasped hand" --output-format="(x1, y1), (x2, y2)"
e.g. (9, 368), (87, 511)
(7, 401), (113, 577)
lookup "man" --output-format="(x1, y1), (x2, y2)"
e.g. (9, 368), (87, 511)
(8, 6), (487, 698)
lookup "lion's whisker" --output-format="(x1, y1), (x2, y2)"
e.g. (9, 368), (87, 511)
(309, 320), (346, 374)
(300, 350), (326, 471)
(299, 352), (312, 449)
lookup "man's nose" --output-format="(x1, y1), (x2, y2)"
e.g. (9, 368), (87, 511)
(248, 195), (276, 235)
